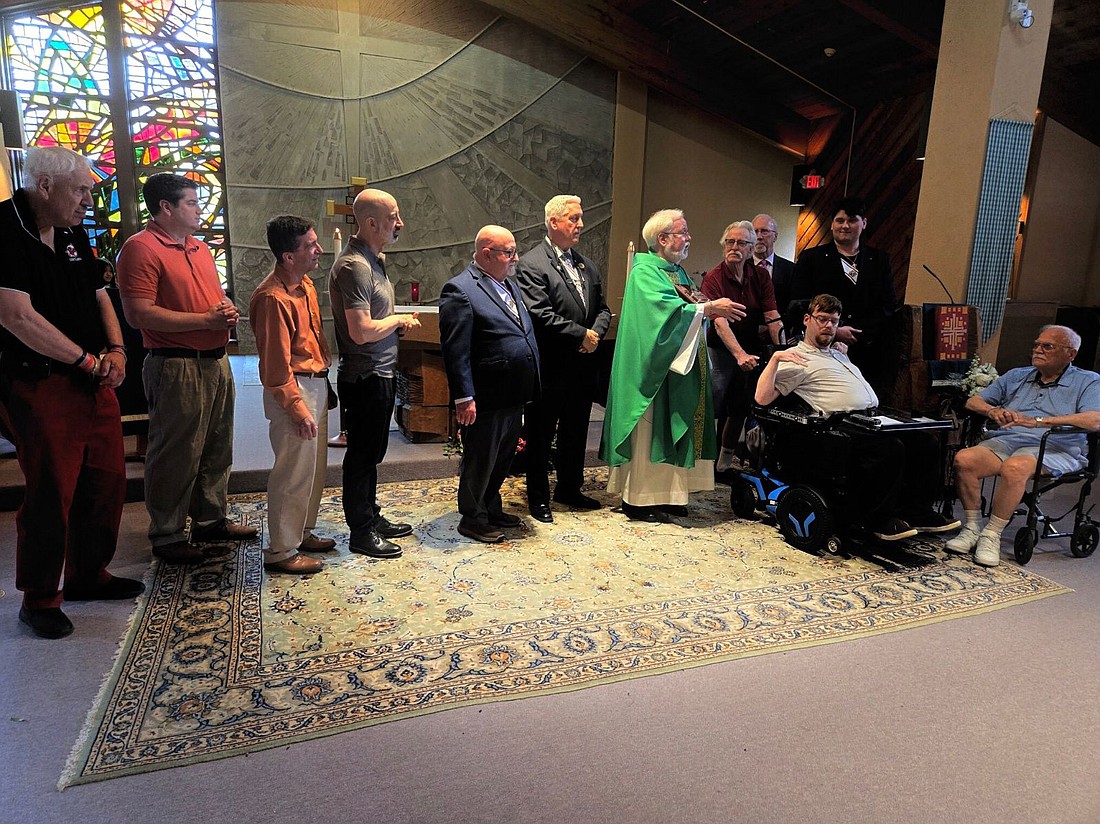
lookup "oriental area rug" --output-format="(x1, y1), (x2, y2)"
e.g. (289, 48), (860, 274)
(62, 469), (1069, 787)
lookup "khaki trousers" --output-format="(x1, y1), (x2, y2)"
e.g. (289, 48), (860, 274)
(263, 376), (329, 561)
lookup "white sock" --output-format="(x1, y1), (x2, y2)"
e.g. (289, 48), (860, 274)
(982, 514), (1010, 538)
(962, 509), (980, 532)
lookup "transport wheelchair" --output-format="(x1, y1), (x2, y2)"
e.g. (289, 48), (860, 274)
(728, 398), (952, 556)
(1003, 427), (1097, 565)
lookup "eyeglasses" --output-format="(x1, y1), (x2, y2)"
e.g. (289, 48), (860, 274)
(489, 247), (518, 259)
(662, 231), (691, 238)
(723, 239), (753, 248)
(1032, 341), (1068, 352)
(811, 314), (841, 327)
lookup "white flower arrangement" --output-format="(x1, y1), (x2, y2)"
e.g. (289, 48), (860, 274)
(960, 356), (998, 397)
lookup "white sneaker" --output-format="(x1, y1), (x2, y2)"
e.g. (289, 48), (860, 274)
(945, 526), (980, 555)
(974, 533), (1001, 567)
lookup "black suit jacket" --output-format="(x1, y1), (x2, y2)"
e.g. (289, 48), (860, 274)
(790, 242), (899, 392)
(515, 239), (611, 388)
(769, 254), (796, 318)
(790, 242), (897, 347)
(438, 263), (540, 411)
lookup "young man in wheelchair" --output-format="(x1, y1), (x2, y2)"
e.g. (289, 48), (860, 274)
(754, 293), (960, 542)
(947, 324), (1100, 566)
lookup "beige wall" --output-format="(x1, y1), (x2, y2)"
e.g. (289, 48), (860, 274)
(639, 92), (801, 280)
(906, 0), (1054, 314)
(1016, 118), (1100, 305)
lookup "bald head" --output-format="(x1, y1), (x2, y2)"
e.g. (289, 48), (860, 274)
(474, 224), (517, 282)
(352, 188), (403, 252)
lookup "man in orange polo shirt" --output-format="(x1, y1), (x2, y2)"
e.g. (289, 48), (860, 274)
(248, 216), (335, 574)
(116, 173), (256, 564)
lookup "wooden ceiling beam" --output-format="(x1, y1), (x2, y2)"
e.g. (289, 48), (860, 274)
(477, 0), (812, 154)
(837, 0), (939, 59)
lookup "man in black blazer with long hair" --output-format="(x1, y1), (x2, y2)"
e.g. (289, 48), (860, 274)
(789, 196), (898, 394)
(439, 225), (541, 543)
(515, 195), (612, 523)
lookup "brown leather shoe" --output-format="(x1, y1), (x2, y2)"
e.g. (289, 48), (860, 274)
(152, 541), (206, 564)
(191, 519), (258, 542)
(263, 554), (323, 574)
(457, 519), (504, 544)
(298, 533), (337, 552)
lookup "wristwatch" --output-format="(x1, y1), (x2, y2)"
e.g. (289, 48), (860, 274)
(1035, 416), (1045, 425)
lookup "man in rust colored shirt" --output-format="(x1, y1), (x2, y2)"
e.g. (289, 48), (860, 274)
(249, 215), (336, 574)
(117, 173), (256, 564)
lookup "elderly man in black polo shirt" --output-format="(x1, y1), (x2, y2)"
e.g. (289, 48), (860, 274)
(0, 146), (144, 639)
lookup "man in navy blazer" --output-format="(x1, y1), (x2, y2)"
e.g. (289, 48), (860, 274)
(789, 196), (898, 393)
(439, 225), (541, 543)
(515, 195), (611, 523)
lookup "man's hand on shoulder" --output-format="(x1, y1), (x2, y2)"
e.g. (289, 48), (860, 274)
(834, 325), (860, 344)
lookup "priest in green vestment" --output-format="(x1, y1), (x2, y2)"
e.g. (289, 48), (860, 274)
(599, 209), (745, 522)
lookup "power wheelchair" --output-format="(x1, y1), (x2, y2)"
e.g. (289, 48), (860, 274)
(728, 396), (952, 558)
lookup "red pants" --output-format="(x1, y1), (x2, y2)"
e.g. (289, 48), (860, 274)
(0, 374), (125, 608)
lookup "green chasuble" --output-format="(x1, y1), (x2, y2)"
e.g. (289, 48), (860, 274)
(599, 250), (716, 468)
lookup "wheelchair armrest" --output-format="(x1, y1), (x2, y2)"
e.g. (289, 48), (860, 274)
(1032, 426), (1096, 483)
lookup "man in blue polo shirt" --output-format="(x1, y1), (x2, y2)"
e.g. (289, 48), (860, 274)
(948, 324), (1100, 566)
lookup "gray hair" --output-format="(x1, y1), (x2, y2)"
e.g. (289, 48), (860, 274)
(21, 146), (92, 190)
(642, 209), (684, 249)
(544, 194), (581, 231)
(720, 220), (757, 246)
(1041, 324), (1082, 351)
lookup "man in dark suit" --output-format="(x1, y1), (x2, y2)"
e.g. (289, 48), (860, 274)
(789, 196), (898, 393)
(752, 213), (795, 329)
(515, 195), (611, 523)
(439, 225), (541, 543)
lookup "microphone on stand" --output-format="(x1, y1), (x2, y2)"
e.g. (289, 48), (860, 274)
(922, 265), (957, 305)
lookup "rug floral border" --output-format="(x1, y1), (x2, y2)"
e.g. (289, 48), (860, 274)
(62, 486), (1071, 787)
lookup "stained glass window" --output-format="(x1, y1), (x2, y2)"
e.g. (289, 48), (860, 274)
(2, 0), (229, 287)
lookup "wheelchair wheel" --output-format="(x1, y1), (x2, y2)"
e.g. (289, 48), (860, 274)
(730, 479), (757, 519)
(1071, 523), (1099, 558)
(776, 486), (835, 553)
(1014, 526), (1038, 565)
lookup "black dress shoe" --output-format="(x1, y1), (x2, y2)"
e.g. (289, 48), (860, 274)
(553, 492), (601, 510)
(64, 576), (145, 601)
(621, 500), (670, 523)
(660, 504), (689, 517)
(349, 531), (403, 559)
(19, 605), (74, 639)
(457, 519), (504, 543)
(375, 516), (413, 539)
(152, 541), (207, 564)
(191, 518), (258, 542)
(488, 512), (523, 528)
(529, 503), (554, 523)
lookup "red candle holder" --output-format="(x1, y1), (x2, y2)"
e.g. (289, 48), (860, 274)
(410, 281), (420, 303)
